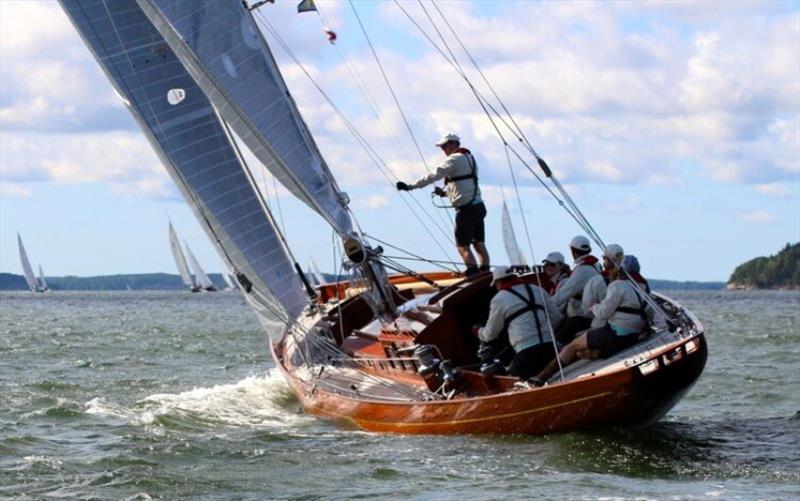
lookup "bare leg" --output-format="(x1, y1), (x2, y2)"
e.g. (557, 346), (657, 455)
(473, 242), (490, 267)
(535, 333), (590, 382)
(457, 245), (476, 267)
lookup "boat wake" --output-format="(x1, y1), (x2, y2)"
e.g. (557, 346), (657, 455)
(85, 370), (313, 432)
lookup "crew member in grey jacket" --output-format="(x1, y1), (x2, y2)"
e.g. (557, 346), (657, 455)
(551, 236), (601, 344)
(475, 266), (563, 380)
(532, 256), (655, 385)
(396, 132), (489, 275)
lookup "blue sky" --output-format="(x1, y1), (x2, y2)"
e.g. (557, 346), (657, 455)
(1, 0), (798, 282)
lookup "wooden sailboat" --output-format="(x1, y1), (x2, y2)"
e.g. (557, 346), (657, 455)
(61, 0), (706, 435)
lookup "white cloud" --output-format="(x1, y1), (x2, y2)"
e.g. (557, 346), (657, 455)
(0, 181), (31, 198)
(755, 183), (792, 198)
(353, 194), (389, 209)
(738, 210), (776, 223)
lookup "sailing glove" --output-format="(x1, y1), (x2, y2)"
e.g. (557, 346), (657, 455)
(396, 181), (411, 191)
(433, 186), (446, 197)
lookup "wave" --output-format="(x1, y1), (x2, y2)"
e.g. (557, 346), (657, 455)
(85, 370), (314, 432)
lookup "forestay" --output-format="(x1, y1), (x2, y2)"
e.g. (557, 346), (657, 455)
(501, 200), (526, 267)
(58, 0), (307, 324)
(137, 0), (353, 236)
(169, 222), (195, 288)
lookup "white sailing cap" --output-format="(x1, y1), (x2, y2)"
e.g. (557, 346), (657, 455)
(604, 243), (625, 261)
(435, 132), (461, 146)
(490, 266), (516, 286)
(542, 251), (565, 264)
(569, 235), (591, 251)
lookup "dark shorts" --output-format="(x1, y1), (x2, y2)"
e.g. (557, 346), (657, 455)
(586, 324), (640, 358)
(555, 315), (590, 345)
(454, 202), (486, 246)
(507, 343), (556, 380)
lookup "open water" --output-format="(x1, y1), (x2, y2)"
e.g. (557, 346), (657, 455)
(1, 290), (798, 500)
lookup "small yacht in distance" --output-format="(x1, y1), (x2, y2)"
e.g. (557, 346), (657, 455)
(17, 233), (47, 293)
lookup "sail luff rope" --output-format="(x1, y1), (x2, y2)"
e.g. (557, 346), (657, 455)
(253, 11), (456, 264)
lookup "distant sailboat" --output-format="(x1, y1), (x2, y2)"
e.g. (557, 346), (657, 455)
(308, 257), (326, 286)
(17, 233), (46, 293)
(168, 221), (200, 292)
(501, 199), (527, 269)
(185, 244), (217, 291)
(37, 265), (49, 292)
(221, 270), (238, 291)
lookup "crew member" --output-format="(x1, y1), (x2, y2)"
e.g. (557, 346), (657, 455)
(551, 236), (601, 344)
(475, 266), (563, 380)
(542, 251), (570, 294)
(396, 133), (489, 275)
(532, 255), (656, 385)
(582, 244), (624, 328)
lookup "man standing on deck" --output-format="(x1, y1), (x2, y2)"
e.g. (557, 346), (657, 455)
(396, 132), (489, 276)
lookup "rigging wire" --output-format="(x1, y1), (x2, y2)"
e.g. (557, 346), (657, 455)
(397, 1), (673, 322)
(344, 0), (456, 235)
(253, 10), (457, 265)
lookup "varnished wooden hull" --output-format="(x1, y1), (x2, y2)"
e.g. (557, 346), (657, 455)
(272, 333), (707, 435)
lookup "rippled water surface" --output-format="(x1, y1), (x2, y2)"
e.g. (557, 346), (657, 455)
(1, 290), (798, 499)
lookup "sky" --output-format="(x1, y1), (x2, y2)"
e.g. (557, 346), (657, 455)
(1, 0), (798, 282)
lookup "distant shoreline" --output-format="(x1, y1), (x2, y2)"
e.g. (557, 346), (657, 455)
(0, 272), (725, 292)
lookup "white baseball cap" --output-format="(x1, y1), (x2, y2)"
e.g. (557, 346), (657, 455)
(542, 251), (565, 265)
(435, 132), (461, 147)
(569, 235), (591, 251)
(604, 243), (625, 261)
(490, 266), (516, 286)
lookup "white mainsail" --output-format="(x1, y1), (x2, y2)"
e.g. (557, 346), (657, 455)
(137, 0), (354, 236)
(37, 265), (49, 291)
(169, 222), (195, 289)
(17, 233), (38, 292)
(59, 0), (308, 325)
(501, 200), (527, 267)
(185, 244), (215, 290)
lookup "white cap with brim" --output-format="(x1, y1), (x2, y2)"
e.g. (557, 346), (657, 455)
(542, 251), (565, 264)
(490, 266), (515, 286)
(435, 132), (460, 147)
(604, 243), (625, 261)
(569, 235), (591, 251)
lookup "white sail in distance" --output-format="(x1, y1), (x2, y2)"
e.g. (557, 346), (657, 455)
(185, 244), (215, 290)
(501, 200), (527, 267)
(137, 0), (354, 237)
(221, 271), (236, 290)
(37, 265), (48, 291)
(308, 257), (326, 286)
(17, 233), (38, 292)
(169, 222), (195, 288)
(58, 0), (308, 326)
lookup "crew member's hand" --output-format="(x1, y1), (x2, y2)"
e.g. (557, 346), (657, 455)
(471, 324), (482, 336)
(396, 181), (411, 191)
(433, 186), (446, 197)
